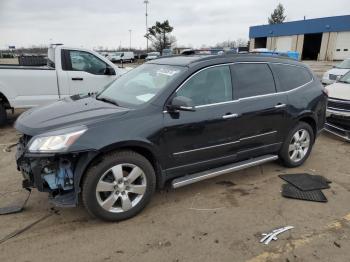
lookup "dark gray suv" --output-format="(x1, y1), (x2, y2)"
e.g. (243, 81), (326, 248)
(15, 54), (327, 221)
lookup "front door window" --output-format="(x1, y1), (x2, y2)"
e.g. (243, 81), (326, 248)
(176, 66), (233, 106)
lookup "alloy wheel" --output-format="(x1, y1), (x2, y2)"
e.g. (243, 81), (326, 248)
(96, 163), (147, 213)
(288, 129), (311, 163)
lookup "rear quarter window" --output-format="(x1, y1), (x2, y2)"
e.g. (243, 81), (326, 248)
(230, 63), (276, 99)
(271, 64), (313, 92)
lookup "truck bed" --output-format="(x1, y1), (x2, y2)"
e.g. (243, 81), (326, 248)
(0, 65), (54, 70)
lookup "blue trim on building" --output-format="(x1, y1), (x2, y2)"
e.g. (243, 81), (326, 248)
(249, 15), (350, 38)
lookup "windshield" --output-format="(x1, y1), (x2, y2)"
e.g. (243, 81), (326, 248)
(339, 71), (350, 84)
(335, 59), (350, 69)
(97, 64), (186, 107)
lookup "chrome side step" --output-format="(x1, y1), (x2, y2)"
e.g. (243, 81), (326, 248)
(171, 154), (278, 188)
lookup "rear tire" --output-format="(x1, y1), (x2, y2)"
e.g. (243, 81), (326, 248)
(82, 150), (156, 221)
(0, 103), (7, 126)
(279, 122), (314, 168)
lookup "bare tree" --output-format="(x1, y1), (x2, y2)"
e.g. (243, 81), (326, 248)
(146, 20), (176, 54)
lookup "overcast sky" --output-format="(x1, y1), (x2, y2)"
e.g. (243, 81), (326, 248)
(0, 0), (348, 50)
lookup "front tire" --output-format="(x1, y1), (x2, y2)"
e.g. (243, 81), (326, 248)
(0, 103), (7, 126)
(82, 150), (156, 221)
(279, 122), (314, 168)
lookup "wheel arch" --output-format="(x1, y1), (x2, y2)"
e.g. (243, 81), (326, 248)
(297, 114), (317, 140)
(0, 92), (10, 108)
(75, 141), (164, 197)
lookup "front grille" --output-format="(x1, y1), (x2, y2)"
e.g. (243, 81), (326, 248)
(327, 115), (350, 130)
(328, 99), (350, 111)
(325, 122), (350, 141)
(329, 74), (337, 80)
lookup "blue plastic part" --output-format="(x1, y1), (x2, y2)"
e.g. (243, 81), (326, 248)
(253, 50), (300, 60)
(57, 164), (74, 190)
(43, 174), (57, 189)
(43, 160), (74, 191)
(287, 51), (300, 60)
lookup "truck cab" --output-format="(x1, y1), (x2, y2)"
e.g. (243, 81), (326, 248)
(0, 45), (126, 125)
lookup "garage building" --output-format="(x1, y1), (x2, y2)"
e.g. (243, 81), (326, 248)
(249, 15), (350, 61)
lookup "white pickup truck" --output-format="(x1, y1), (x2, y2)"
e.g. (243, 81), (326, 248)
(0, 45), (126, 125)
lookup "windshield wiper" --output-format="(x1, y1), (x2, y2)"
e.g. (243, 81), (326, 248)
(96, 96), (119, 106)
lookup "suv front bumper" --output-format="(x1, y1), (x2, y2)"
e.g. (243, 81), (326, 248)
(16, 135), (98, 207)
(325, 109), (350, 141)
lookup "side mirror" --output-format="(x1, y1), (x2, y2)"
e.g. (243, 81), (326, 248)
(105, 66), (116, 75)
(167, 96), (196, 112)
(336, 75), (342, 82)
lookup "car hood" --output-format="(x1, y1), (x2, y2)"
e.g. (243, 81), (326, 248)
(325, 68), (350, 77)
(15, 96), (130, 136)
(326, 82), (350, 100)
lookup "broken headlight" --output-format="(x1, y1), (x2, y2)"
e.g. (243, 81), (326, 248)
(28, 126), (87, 153)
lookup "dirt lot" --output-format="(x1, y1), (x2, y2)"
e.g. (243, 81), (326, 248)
(0, 62), (349, 262)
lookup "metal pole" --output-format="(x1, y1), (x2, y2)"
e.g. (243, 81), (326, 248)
(144, 0), (149, 52)
(129, 29), (132, 51)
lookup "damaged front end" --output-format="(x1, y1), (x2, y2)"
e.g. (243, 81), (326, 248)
(16, 128), (97, 207)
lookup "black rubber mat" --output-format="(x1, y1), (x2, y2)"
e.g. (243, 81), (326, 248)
(0, 189), (31, 215)
(281, 184), (328, 202)
(279, 173), (331, 191)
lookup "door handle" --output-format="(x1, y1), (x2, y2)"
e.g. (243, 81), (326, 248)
(222, 113), (239, 119)
(72, 77), (84, 81)
(274, 103), (286, 109)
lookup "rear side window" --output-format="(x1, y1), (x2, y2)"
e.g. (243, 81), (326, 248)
(230, 63), (276, 99)
(271, 64), (312, 92)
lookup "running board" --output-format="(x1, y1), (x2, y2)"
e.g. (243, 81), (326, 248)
(171, 155), (278, 189)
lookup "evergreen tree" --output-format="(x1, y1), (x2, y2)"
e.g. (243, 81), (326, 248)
(268, 3), (286, 24)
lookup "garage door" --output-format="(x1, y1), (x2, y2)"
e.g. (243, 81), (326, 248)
(333, 32), (350, 60)
(275, 36), (293, 52)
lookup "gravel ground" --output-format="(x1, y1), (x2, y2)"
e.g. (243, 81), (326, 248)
(0, 61), (349, 262)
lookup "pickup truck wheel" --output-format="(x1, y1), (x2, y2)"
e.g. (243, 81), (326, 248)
(279, 122), (314, 168)
(82, 150), (156, 221)
(0, 103), (7, 126)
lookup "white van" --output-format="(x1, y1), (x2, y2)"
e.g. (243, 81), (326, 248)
(108, 52), (135, 63)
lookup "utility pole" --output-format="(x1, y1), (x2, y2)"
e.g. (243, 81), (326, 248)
(129, 29), (132, 51)
(144, 0), (149, 52)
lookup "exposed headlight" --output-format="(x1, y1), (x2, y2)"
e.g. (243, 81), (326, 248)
(28, 126), (87, 153)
